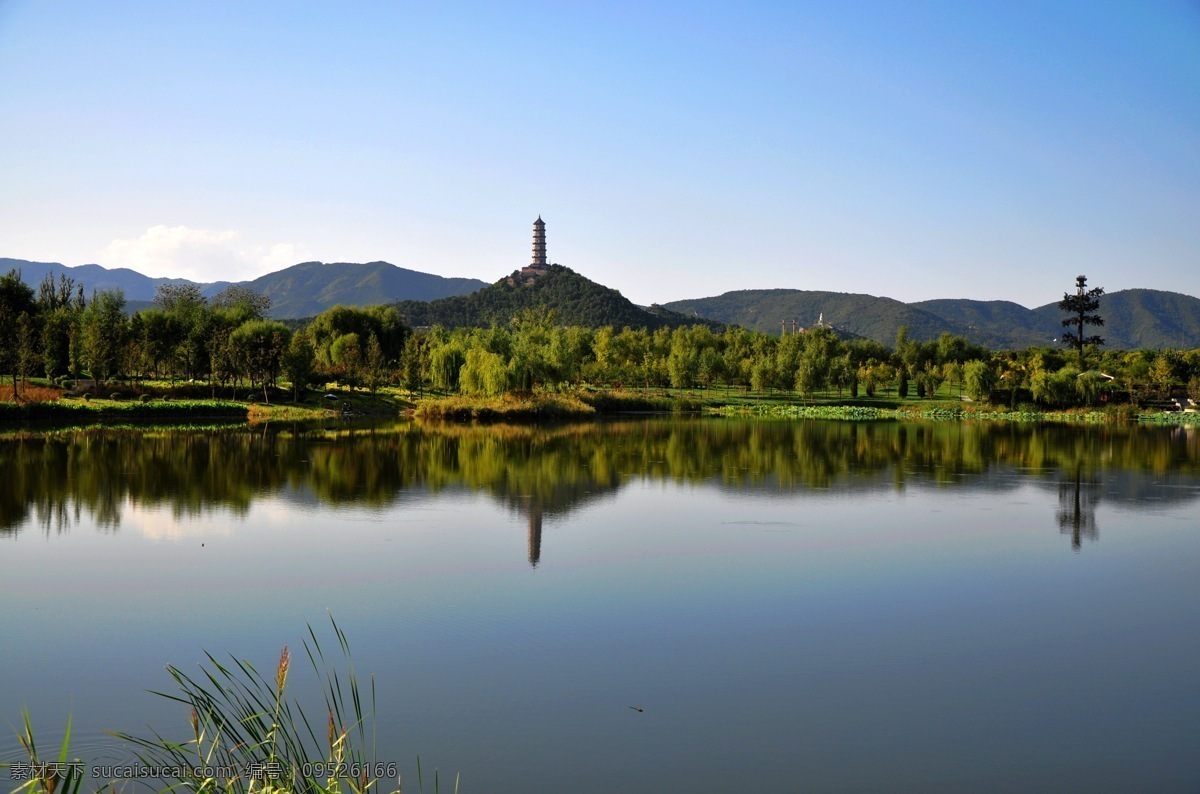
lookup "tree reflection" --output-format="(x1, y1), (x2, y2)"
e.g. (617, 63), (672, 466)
(1057, 464), (1099, 551)
(525, 498), (542, 567)
(2, 421), (1198, 562)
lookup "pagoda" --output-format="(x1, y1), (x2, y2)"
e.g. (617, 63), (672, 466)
(517, 215), (552, 283)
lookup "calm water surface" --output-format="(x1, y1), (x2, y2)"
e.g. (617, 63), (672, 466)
(2, 418), (1199, 792)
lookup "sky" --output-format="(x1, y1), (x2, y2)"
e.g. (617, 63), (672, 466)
(1, 1), (1198, 308)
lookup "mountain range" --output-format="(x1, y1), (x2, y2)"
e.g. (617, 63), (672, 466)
(662, 288), (1200, 349)
(0, 257), (486, 318)
(3, 256), (1199, 349)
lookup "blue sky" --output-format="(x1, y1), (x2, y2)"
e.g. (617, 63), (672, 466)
(1, 1), (1197, 307)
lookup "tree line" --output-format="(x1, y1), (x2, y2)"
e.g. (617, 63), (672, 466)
(0, 270), (406, 403)
(2, 269), (1199, 408)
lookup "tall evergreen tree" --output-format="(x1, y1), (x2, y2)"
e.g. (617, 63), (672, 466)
(1058, 275), (1104, 368)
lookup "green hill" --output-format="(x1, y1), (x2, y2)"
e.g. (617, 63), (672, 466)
(911, 299), (1057, 348)
(397, 265), (722, 330)
(663, 289), (959, 342)
(1031, 289), (1200, 350)
(244, 261), (486, 318)
(667, 288), (1200, 349)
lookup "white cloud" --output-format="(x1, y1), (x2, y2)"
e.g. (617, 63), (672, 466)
(100, 225), (309, 283)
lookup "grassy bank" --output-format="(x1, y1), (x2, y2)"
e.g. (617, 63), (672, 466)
(3, 378), (1196, 427)
(708, 397), (1200, 424)
(0, 379), (417, 425)
(415, 392), (597, 421)
(413, 389), (706, 421)
(0, 398), (249, 422)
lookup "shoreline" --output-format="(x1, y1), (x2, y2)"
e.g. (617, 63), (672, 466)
(3, 387), (1197, 429)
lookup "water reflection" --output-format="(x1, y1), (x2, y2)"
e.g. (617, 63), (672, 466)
(1058, 465), (1099, 550)
(2, 420), (1198, 558)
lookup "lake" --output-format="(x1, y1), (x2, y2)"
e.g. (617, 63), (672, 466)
(2, 418), (1199, 792)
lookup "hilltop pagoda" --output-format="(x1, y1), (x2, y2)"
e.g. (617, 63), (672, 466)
(531, 215), (547, 267)
(515, 215), (553, 284)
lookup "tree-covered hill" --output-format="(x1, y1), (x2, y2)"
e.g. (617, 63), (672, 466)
(396, 265), (722, 330)
(663, 289), (958, 341)
(667, 287), (1200, 349)
(1031, 289), (1200, 350)
(911, 299), (1057, 349)
(245, 261), (486, 318)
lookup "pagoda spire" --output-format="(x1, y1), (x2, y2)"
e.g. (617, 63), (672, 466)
(531, 216), (547, 266)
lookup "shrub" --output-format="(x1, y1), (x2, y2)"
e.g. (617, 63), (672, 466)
(140, 394), (153, 403)
(81, 393), (91, 401)
(109, 391), (125, 401)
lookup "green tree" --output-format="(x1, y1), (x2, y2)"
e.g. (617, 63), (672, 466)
(230, 320), (291, 403)
(1149, 354), (1174, 399)
(137, 309), (177, 380)
(943, 360), (963, 396)
(795, 327), (835, 400)
(426, 331), (464, 393)
(0, 270), (37, 399)
(697, 347), (723, 394)
(36, 272), (77, 312)
(308, 305), (408, 376)
(210, 285), (272, 322)
(329, 333), (363, 389)
(82, 290), (128, 384)
(282, 329), (316, 403)
(363, 332), (388, 395)
(153, 283), (213, 381)
(207, 324), (238, 398)
(1058, 275), (1104, 368)
(17, 312), (38, 392)
(1075, 370), (1101, 405)
(921, 361), (944, 399)
(41, 308), (76, 380)
(399, 333), (426, 396)
(459, 347), (508, 396)
(507, 308), (556, 392)
(667, 327), (699, 390)
(963, 359), (995, 402)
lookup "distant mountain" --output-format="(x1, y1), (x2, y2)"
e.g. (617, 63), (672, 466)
(666, 288), (1200, 349)
(243, 261), (486, 318)
(396, 265), (722, 330)
(911, 299), (1057, 348)
(663, 289), (964, 342)
(0, 257), (486, 319)
(1032, 289), (1200, 350)
(0, 257), (227, 302)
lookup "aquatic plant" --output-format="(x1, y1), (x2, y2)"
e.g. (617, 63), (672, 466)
(4, 616), (458, 794)
(110, 615), (396, 794)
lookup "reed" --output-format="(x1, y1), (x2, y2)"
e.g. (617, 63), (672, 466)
(5, 616), (455, 794)
(109, 614), (392, 794)
(4, 712), (87, 794)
